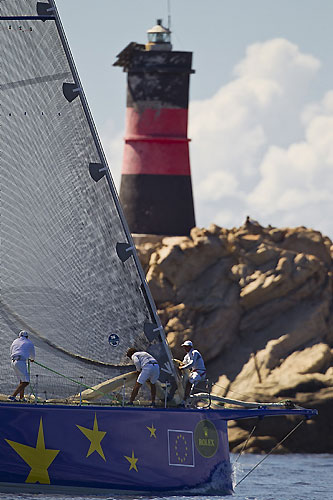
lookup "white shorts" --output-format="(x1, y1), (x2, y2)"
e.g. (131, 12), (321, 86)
(137, 363), (160, 385)
(189, 371), (206, 386)
(11, 360), (30, 383)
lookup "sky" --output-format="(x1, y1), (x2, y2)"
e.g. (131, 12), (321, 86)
(56, 0), (333, 239)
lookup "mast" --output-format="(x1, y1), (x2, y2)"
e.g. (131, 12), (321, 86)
(49, 0), (180, 388)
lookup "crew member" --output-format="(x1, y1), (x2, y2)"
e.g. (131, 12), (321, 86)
(179, 340), (206, 401)
(9, 330), (35, 402)
(126, 348), (160, 406)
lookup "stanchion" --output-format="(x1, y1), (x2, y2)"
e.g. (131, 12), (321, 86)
(35, 374), (38, 404)
(122, 377), (126, 406)
(79, 376), (83, 406)
(164, 381), (170, 408)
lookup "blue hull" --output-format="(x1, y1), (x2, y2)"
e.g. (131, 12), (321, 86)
(0, 403), (233, 495)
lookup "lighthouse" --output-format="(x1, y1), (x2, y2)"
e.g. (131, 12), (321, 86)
(114, 19), (195, 236)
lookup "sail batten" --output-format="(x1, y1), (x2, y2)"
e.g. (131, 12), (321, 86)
(0, 16), (54, 20)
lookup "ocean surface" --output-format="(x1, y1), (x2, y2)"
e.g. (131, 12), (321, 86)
(0, 453), (332, 500)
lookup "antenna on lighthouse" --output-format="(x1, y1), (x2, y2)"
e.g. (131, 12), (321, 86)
(167, 0), (171, 31)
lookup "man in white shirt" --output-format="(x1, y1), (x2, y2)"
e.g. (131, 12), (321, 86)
(179, 340), (206, 400)
(126, 348), (160, 406)
(9, 330), (35, 402)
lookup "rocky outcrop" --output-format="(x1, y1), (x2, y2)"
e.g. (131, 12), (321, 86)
(134, 218), (333, 453)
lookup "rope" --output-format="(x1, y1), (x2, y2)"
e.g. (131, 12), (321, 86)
(234, 419), (305, 488)
(212, 382), (296, 407)
(212, 382), (257, 401)
(234, 423), (258, 463)
(30, 360), (114, 401)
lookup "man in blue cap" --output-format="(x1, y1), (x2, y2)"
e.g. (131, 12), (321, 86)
(179, 340), (206, 402)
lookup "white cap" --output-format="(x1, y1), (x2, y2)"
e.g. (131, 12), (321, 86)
(181, 340), (193, 347)
(19, 330), (28, 338)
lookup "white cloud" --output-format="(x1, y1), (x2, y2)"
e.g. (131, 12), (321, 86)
(196, 170), (239, 201)
(189, 38), (333, 238)
(234, 38), (319, 84)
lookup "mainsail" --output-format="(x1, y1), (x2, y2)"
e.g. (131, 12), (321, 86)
(0, 0), (177, 399)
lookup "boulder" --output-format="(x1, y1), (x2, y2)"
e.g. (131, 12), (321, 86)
(135, 218), (333, 453)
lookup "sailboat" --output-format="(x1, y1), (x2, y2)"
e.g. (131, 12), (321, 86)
(0, 0), (317, 495)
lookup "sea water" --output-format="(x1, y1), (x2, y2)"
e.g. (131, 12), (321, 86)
(0, 453), (332, 500)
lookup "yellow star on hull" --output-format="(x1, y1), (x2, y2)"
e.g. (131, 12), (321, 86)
(5, 417), (59, 484)
(77, 412), (106, 460)
(124, 450), (138, 472)
(147, 424), (157, 438)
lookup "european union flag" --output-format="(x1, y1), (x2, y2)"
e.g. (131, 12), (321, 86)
(168, 429), (195, 467)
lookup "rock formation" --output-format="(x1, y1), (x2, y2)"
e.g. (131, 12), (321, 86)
(134, 218), (333, 453)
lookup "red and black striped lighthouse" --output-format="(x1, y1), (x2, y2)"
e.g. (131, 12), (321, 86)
(114, 20), (195, 236)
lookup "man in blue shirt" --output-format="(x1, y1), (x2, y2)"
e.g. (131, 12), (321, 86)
(179, 340), (206, 401)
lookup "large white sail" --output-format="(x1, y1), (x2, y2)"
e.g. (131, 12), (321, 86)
(0, 0), (177, 399)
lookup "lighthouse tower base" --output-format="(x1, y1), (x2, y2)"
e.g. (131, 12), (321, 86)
(120, 174), (195, 236)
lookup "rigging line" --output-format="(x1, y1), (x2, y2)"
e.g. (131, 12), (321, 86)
(234, 419), (305, 488)
(31, 359), (113, 400)
(212, 382), (256, 400)
(212, 384), (296, 407)
(234, 423), (258, 463)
